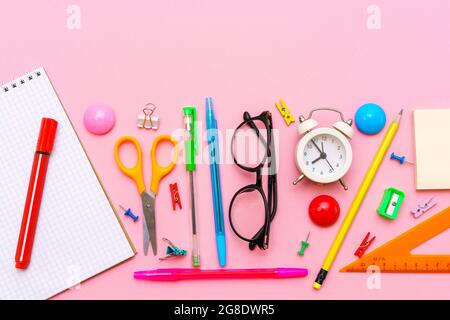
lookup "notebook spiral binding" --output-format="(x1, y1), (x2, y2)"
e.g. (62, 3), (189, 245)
(2, 70), (42, 94)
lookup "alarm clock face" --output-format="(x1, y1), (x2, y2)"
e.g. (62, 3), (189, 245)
(296, 128), (352, 184)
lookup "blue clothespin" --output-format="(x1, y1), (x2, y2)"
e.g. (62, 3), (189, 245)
(390, 152), (414, 165)
(159, 238), (187, 261)
(119, 205), (139, 222)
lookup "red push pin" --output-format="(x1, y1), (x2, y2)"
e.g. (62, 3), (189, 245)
(170, 183), (182, 210)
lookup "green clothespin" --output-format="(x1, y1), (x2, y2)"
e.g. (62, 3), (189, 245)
(298, 232), (310, 256)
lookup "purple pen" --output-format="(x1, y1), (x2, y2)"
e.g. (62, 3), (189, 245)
(134, 268), (308, 281)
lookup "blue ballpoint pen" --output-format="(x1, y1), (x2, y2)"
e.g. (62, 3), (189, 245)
(206, 97), (227, 267)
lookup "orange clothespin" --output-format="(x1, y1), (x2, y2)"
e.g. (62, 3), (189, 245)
(354, 232), (376, 258)
(170, 183), (182, 210)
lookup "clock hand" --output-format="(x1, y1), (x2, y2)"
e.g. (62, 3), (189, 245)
(312, 139), (334, 170)
(311, 140), (322, 154)
(312, 156), (322, 164)
(325, 158), (334, 171)
(321, 143), (335, 171)
(312, 140), (330, 165)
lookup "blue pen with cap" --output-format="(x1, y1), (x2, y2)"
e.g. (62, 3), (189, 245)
(206, 97), (227, 267)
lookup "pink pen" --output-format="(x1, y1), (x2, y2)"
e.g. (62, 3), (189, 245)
(134, 268), (308, 281)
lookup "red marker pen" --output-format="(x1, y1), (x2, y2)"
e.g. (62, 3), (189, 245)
(15, 118), (58, 269)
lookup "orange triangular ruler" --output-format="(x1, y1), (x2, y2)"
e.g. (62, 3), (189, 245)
(341, 206), (450, 273)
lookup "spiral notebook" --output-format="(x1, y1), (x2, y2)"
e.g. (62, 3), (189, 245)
(0, 68), (135, 300)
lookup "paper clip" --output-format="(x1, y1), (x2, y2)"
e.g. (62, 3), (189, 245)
(275, 98), (295, 126)
(137, 103), (159, 130)
(159, 238), (187, 261)
(170, 183), (182, 210)
(354, 232), (376, 258)
(411, 197), (437, 218)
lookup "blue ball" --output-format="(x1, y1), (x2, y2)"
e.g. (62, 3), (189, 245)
(355, 103), (386, 135)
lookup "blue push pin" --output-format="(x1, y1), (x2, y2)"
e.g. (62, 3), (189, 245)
(390, 152), (414, 165)
(119, 205), (139, 222)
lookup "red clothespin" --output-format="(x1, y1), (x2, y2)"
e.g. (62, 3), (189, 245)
(354, 232), (376, 258)
(170, 183), (182, 210)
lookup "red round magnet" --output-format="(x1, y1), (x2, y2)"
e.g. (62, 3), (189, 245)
(308, 195), (340, 227)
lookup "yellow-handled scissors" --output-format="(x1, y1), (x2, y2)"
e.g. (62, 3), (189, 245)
(114, 134), (178, 256)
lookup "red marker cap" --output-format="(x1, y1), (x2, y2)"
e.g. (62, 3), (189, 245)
(36, 118), (58, 154)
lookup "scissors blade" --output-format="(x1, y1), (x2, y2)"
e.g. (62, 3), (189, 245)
(141, 192), (157, 256)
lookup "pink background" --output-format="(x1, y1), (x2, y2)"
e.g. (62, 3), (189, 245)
(1, 1), (450, 299)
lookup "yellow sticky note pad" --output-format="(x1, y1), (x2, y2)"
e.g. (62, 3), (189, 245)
(414, 109), (450, 190)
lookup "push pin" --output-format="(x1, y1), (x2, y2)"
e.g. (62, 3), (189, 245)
(411, 197), (437, 218)
(297, 232), (310, 256)
(275, 98), (295, 126)
(170, 183), (182, 210)
(390, 152), (414, 165)
(354, 232), (376, 258)
(137, 103), (159, 130)
(119, 205), (138, 222)
(159, 238), (187, 261)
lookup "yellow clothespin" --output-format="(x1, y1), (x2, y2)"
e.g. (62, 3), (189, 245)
(275, 98), (295, 126)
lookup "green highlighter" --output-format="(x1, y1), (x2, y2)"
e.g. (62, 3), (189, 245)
(183, 107), (200, 267)
(377, 187), (405, 220)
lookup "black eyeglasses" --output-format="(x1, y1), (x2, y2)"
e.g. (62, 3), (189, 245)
(229, 111), (278, 250)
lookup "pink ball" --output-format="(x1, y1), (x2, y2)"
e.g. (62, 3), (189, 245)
(83, 103), (116, 135)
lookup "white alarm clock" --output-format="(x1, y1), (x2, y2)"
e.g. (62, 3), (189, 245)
(293, 108), (354, 190)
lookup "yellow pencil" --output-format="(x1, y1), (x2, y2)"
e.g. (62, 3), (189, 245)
(313, 109), (403, 290)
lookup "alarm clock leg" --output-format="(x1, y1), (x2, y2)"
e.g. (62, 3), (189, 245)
(293, 174), (305, 185)
(339, 178), (349, 190)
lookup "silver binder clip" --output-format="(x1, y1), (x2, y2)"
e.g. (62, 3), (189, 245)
(137, 103), (159, 130)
